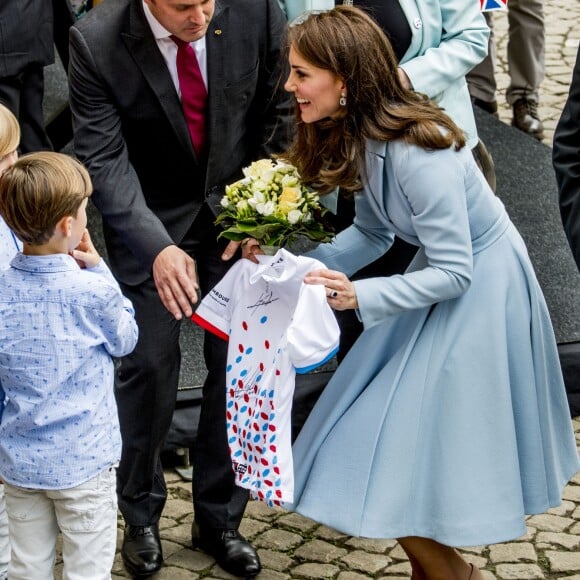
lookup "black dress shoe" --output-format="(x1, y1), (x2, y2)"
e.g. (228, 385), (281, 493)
(192, 524), (261, 578)
(122, 524), (163, 578)
(512, 98), (544, 141)
(471, 96), (499, 117)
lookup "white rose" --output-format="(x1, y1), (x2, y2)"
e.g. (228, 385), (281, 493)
(244, 159), (274, 179)
(251, 180), (268, 194)
(274, 160), (293, 173)
(262, 201), (276, 216)
(287, 209), (302, 224)
(250, 191), (265, 205)
(281, 174), (299, 187)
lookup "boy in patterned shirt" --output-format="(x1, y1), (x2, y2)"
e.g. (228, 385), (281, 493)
(0, 152), (138, 579)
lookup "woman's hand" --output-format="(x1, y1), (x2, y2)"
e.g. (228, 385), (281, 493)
(304, 268), (358, 310)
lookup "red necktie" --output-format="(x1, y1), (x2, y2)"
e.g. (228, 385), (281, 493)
(171, 36), (207, 156)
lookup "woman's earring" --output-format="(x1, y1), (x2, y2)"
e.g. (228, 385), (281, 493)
(339, 93), (347, 107)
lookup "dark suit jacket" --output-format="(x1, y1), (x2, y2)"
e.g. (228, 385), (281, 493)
(554, 43), (580, 272)
(69, 0), (292, 284)
(0, 0), (54, 77)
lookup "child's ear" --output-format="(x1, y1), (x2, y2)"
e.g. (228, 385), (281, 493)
(55, 215), (73, 238)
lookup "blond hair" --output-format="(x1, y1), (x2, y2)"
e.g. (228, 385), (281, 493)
(284, 6), (466, 194)
(0, 103), (20, 159)
(0, 152), (92, 245)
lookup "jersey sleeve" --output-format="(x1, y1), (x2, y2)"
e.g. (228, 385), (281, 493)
(287, 282), (340, 374)
(191, 262), (243, 341)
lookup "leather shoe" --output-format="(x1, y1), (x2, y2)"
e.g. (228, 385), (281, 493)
(471, 96), (499, 118)
(122, 524), (163, 578)
(512, 98), (544, 140)
(192, 523), (261, 578)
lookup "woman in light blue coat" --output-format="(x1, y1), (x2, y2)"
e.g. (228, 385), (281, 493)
(282, 0), (495, 362)
(275, 8), (579, 579)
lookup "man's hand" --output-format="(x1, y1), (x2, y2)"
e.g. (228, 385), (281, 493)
(221, 239), (261, 263)
(70, 229), (101, 269)
(221, 240), (241, 261)
(153, 245), (199, 320)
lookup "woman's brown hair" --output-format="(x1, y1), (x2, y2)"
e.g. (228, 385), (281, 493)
(284, 5), (466, 194)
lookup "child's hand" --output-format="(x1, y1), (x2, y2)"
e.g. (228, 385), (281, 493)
(70, 229), (101, 269)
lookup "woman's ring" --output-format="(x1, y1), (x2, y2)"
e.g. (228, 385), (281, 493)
(330, 290), (338, 298)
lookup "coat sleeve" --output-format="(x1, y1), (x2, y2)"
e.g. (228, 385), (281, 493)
(306, 193), (395, 277)
(354, 143), (473, 329)
(400, 0), (489, 99)
(68, 26), (175, 273)
(553, 43), (580, 273)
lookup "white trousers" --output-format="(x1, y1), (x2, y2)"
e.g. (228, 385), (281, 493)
(0, 485), (9, 580)
(4, 467), (118, 580)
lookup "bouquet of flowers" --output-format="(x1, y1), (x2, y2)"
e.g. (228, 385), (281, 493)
(216, 159), (334, 250)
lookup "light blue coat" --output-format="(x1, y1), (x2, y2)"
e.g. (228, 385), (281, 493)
(281, 0), (489, 147)
(293, 139), (580, 544)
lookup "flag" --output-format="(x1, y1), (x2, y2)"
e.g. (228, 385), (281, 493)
(480, 0), (508, 11)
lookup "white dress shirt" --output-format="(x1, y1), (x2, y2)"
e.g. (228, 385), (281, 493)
(142, 1), (208, 92)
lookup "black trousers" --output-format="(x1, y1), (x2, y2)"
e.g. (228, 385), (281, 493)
(116, 205), (249, 529)
(0, 65), (52, 153)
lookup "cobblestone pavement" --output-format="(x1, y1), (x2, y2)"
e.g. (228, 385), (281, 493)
(92, 2), (580, 579)
(102, 420), (579, 579)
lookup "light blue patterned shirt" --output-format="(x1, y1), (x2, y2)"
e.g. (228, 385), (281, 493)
(0, 219), (21, 270)
(0, 253), (138, 489)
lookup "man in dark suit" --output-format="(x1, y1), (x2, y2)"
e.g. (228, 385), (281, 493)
(554, 42), (580, 272)
(0, 0), (54, 152)
(68, 0), (291, 577)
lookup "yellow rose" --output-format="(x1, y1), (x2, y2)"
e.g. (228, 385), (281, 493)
(278, 186), (301, 213)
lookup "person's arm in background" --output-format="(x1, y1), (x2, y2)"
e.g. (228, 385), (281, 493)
(277, 0), (287, 18)
(252, 0), (294, 158)
(282, 0), (334, 23)
(553, 43), (580, 272)
(399, 0), (489, 97)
